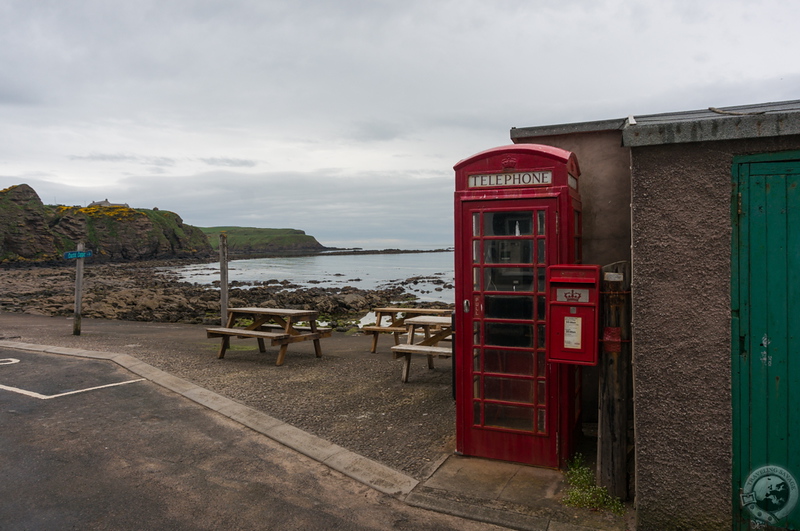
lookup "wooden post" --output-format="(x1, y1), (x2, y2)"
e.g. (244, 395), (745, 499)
(219, 233), (229, 326)
(73, 242), (85, 336)
(596, 261), (631, 500)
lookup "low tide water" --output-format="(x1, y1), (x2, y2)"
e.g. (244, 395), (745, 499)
(167, 250), (455, 303)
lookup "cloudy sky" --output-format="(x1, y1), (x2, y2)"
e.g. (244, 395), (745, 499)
(1, 1), (798, 249)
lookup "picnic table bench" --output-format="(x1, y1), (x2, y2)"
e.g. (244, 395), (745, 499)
(362, 307), (453, 353)
(390, 315), (453, 382)
(207, 307), (331, 365)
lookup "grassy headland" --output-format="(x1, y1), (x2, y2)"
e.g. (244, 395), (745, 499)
(199, 226), (327, 256)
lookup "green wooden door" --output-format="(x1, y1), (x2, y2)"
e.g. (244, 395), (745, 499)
(732, 152), (800, 530)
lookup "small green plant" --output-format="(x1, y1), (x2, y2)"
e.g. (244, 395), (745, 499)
(562, 453), (625, 515)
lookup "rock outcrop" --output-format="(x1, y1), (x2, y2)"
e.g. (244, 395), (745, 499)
(0, 184), (62, 260)
(0, 184), (213, 263)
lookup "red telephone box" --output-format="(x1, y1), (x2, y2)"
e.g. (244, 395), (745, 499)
(453, 144), (583, 468)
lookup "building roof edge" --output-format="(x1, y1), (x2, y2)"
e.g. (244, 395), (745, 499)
(510, 118), (626, 141)
(622, 109), (800, 146)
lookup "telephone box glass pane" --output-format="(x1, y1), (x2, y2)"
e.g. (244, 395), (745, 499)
(484, 240), (533, 264)
(484, 404), (534, 431)
(473, 349), (481, 371)
(473, 241), (480, 264)
(484, 377), (534, 403)
(484, 349), (534, 375)
(537, 211), (546, 235)
(473, 402), (481, 425)
(537, 239), (546, 264)
(473, 213), (480, 236)
(537, 409), (546, 432)
(485, 295), (533, 320)
(485, 323), (533, 347)
(484, 267), (534, 291)
(483, 212), (533, 236)
(537, 381), (546, 405)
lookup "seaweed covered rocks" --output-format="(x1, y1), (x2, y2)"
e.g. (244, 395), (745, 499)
(0, 260), (420, 328)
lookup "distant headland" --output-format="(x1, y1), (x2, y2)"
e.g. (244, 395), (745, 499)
(0, 184), (448, 264)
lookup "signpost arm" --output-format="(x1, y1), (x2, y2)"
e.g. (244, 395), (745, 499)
(73, 242), (85, 336)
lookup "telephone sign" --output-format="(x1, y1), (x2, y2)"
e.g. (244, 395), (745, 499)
(467, 171), (553, 188)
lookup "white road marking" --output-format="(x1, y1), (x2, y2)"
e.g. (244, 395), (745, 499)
(0, 358), (20, 365)
(0, 378), (145, 400)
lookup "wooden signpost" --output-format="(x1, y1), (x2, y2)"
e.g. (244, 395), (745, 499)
(219, 233), (228, 326)
(64, 242), (92, 336)
(597, 261), (631, 500)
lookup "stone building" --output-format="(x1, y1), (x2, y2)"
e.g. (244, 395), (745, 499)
(88, 199), (130, 208)
(510, 100), (800, 530)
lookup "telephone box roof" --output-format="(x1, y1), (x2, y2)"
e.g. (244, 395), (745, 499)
(453, 143), (576, 170)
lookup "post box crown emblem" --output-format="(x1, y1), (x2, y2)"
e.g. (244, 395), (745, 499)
(563, 289), (583, 302)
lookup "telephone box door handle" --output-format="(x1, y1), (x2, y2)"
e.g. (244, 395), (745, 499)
(463, 299), (470, 313)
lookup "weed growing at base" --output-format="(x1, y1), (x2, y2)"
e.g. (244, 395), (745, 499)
(562, 453), (625, 515)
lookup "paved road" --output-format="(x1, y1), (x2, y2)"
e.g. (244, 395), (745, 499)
(0, 347), (502, 530)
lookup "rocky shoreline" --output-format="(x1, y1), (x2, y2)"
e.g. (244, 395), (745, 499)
(0, 258), (454, 329)
(219, 247), (454, 260)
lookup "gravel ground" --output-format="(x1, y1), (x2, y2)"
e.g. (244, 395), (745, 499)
(0, 313), (456, 481)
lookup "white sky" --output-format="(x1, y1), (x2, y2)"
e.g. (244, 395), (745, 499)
(1, 0), (798, 249)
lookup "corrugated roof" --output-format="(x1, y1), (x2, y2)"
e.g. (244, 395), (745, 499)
(510, 100), (800, 147)
(632, 100), (800, 124)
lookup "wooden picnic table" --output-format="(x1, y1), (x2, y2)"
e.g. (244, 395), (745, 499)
(390, 315), (453, 383)
(362, 307), (454, 353)
(206, 307), (331, 365)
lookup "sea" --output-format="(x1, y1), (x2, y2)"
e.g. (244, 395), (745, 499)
(165, 249), (455, 303)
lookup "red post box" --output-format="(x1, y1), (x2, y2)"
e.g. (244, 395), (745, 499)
(546, 265), (601, 366)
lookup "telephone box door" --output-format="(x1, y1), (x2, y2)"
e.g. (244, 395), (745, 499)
(456, 199), (567, 467)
